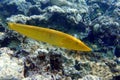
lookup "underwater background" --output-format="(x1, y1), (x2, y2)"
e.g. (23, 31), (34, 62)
(0, 0), (120, 80)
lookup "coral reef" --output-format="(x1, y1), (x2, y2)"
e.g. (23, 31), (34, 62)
(0, 0), (120, 80)
(0, 47), (24, 80)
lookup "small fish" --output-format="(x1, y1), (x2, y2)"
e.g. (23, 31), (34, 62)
(8, 23), (92, 51)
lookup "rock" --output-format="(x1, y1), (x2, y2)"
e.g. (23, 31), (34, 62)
(0, 47), (24, 80)
(0, 32), (5, 41)
(0, 30), (23, 49)
(0, 22), (6, 32)
(0, 0), (30, 17)
(7, 14), (30, 24)
(0, 0), (120, 80)
(113, 8), (120, 17)
(114, 45), (120, 57)
(22, 74), (52, 80)
(113, 75), (120, 80)
(116, 58), (120, 64)
(35, 48), (49, 55)
(87, 15), (119, 58)
(86, 0), (115, 5)
(115, 1), (120, 7)
(5, 0), (90, 38)
(50, 0), (72, 6)
(78, 75), (102, 80)
(0, 47), (14, 55)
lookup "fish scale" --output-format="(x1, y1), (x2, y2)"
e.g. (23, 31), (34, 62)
(8, 23), (92, 51)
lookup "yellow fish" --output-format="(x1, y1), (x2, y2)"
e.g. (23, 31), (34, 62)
(8, 23), (92, 51)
